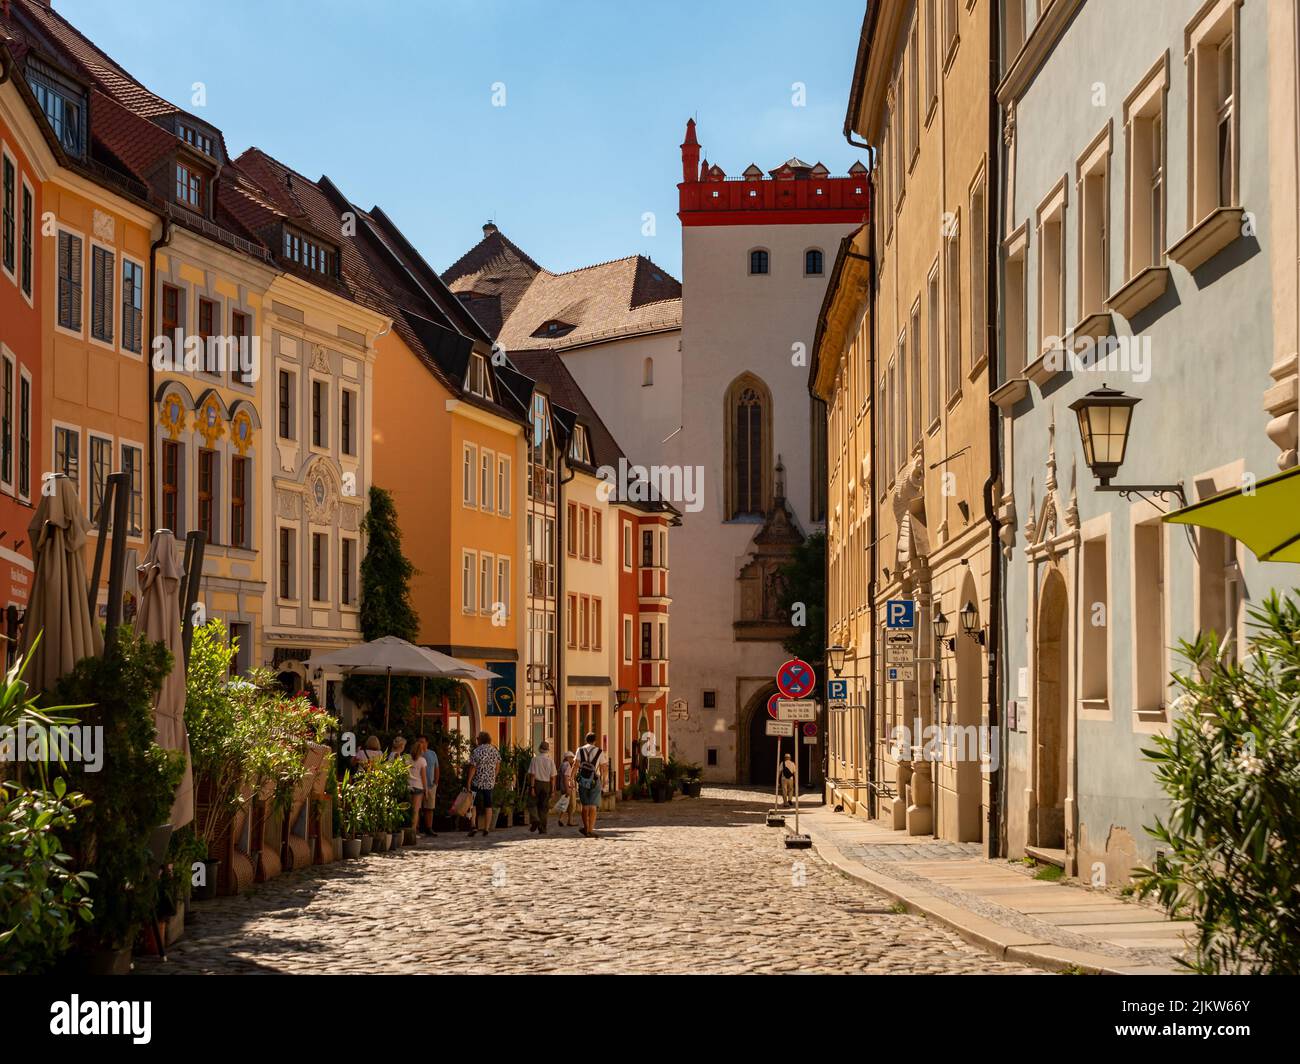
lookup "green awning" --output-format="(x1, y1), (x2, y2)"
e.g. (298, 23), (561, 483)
(1164, 465), (1300, 563)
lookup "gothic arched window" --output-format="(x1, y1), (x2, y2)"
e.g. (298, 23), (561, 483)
(726, 374), (772, 519)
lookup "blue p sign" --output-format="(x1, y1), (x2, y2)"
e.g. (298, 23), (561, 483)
(827, 679), (848, 701)
(886, 599), (915, 629)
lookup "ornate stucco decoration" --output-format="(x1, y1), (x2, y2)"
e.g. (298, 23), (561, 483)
(159, 393), (187, 440)
(670, 698), (689, 722)
(735, 458), (804, 641)
(195, 394), (226, 448)
(92, 209), (115, 244)
(339, 502), (360, 532)
(304, 458), (341, 525)
(1002, 102), (1016, 148)
(1027, 416), (1077, 560)
(311, 344), (331, 374)
(231, 410), (255, 456)
(276, 489), (302, 520)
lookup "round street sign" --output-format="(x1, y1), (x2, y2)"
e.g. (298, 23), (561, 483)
(776, 658), (815, 699)
(803, 722), (818, 737)
(767, 693), (783, 719)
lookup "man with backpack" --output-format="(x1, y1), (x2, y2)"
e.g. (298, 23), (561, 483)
(575, 732), (606, 837)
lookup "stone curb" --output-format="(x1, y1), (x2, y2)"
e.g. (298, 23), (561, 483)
(806, 825), (1181, 976)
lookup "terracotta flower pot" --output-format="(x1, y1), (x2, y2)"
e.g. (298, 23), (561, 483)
(359, 834), (373, 855)
(342, 838), (362, 860)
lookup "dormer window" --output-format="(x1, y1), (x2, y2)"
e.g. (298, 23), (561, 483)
(26, 59), (85, 156)
(177, 122), (215, 157)
(464, 351), (494, 400)
(570, 425), (592, 465)
(283, 227), (338, 277)
(532, 319), (575, 339)
(176, 161), (204, 209)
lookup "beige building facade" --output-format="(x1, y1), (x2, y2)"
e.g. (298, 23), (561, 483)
(832, 0), (1001, 849)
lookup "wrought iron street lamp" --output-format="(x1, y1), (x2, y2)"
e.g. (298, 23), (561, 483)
(933, 608), (954, 652)
(827, 645), (847, 676)
(960, 600), (985, 646)
(614, 688), (630, 707)
(1068, 385), (1186, 506)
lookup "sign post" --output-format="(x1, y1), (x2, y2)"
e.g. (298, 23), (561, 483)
(776, 672), (814, 849)
(765, 717), (792, 826)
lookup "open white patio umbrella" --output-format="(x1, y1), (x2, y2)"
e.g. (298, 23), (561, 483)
(21, 475), (103, 692)
(133, 531), (193, 827)
(310, 636), (496, 729)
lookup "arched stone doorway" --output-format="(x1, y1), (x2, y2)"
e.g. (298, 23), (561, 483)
(740, 683), (779, 786)
(1033, 569), (1069, 849)
(954, 579), (984, 843)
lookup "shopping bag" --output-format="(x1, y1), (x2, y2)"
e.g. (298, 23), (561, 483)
(553, 794), (570, 814)
(450, 789), (473, 818)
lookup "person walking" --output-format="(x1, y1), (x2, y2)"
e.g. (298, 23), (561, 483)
(405, 738), (427, 832)
(353, 735), (383, 770)
(557, 752), (577, 827)
(526, 741), (558, 834)
(464, 731), (502, 838)
(417, 735), (439, 835)
(575, 733), (606, 838)
(779, 753), (796, 806)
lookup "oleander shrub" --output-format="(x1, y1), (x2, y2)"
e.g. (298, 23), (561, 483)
(1132, 592), (1300, 974)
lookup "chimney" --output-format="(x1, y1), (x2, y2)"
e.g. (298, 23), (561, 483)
(482, 221), (498, 237)
(680, 118), (700, 185)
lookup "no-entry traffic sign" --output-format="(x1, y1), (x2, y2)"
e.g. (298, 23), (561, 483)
(776, 658), (815, 699)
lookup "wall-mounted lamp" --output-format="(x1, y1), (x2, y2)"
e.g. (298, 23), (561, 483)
(960, 600), (985, 646)
(1068, 385), (1186, 508)
(933, 608), (955, 652)
(827, 645), (847, 676)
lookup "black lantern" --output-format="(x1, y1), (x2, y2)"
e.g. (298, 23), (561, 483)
(933, 608), (954, 652)
(960, 600), (985, 645)
(827, 645), (847, 676)
(1068, 385), (1140, 486)
(614, 688), (630, 707)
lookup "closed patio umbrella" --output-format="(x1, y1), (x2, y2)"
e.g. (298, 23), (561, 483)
(134, 530), (193, 828)
(21, 475), (103, 692)
(1165, 465), (1300, 563)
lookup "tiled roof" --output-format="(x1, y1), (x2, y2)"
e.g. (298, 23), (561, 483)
(13, 0), (178, 119)
(441, 227), (542, 339)
(492, 251), (682, 354)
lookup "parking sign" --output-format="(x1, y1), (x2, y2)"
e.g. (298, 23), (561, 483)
(827, 678), (848, 702)
(886, 599), (915, 629)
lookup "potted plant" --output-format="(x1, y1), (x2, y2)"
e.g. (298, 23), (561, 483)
(337, 772), (362, 860)
(649, 771), (673, 803)
(679, 761), (704, 798)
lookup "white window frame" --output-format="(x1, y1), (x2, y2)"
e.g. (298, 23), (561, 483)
(86, 429), (114, 529)
(0, 144), (15, 286)
(19, 174), (35, 308)
(480, 447), (494, 514)
(119, 437), (145, 540)
(462, 442), (478, 508)
(88, 238), (117, 352)
(120, 253), (146, 360)
(496, 555), (510, 620)
(55, 226), (86, 340)
(496, 454), (511, 516)
(1185, 0), (1240, 226)
(0, 345), (14, 496)
(479, 551), (494, 616)
(461, 549), (477, 613)
(17, 363), (32, 503)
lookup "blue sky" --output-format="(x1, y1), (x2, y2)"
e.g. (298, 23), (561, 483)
(58, 0), (867, 279)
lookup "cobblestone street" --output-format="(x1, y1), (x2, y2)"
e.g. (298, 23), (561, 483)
(140, 788), (1036, 975)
